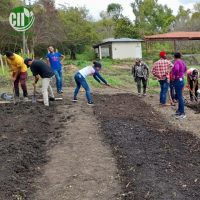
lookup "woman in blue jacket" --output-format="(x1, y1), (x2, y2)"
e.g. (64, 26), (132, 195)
(73, 61), (109, 105)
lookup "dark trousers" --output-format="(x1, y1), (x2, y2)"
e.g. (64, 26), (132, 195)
(189, 80), (198, 100)
(135, 77), (147, 94)
(14, 72), (28, 97)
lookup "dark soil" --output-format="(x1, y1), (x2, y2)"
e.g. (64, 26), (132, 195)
(94, 94), (200, 200)
(186, 102), (200, 113)
(0, 102), (64, 200)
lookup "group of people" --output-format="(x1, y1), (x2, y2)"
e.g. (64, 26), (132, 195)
(6, 46), (64, 106)
(132, 51), (199, 119)
(5, 48), (199, 114)
(5, 46), (109, 106)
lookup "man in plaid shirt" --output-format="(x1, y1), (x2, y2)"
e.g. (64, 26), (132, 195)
(152, 52), (173, 105)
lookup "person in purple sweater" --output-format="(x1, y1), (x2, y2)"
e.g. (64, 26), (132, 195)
(171, 52), (187, 119)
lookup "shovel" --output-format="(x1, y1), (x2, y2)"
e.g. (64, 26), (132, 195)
(32, 84), (37, 103)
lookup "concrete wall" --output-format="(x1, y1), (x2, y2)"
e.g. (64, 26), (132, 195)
(111, 42), (142, 59)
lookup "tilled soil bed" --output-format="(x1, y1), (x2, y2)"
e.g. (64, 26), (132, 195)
(0, 102), (63, 200)
(94, 94), (200, 200)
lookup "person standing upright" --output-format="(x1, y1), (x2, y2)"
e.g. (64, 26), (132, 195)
(6, 52), (28, 102)
(46, 46), (65, 94)
(132, 58), (149, 96)
(171, 52), (187, 119)
(152, 52), (173, 106)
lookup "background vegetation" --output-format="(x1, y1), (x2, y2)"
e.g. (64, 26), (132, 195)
(0, 0), (200, 93)
(1, 0), (200, 58)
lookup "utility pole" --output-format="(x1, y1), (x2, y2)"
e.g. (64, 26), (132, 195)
(23, 0), (26, 54)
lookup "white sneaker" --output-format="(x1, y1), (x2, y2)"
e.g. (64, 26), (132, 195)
(176, 114), (186, 120)
(87, 102), (94, 106)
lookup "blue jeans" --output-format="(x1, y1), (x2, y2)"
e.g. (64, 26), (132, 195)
(159, 79), (169, 104)
(74, 73), (92, 102)
(174, 79), (185, 115)
(54, 69), (62, 92)
(170, 82), (177, 101)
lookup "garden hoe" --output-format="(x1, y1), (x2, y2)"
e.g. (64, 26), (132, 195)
(32, 84), (37, 103)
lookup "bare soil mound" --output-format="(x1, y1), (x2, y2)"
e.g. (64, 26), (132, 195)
(0, 102), (63, 200)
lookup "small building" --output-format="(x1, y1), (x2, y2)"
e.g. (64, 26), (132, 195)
(93, 38), (143, 60)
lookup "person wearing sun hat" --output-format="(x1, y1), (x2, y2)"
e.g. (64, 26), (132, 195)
(152, 51), (173, 106)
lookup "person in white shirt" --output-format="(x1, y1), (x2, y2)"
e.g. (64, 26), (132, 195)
(73, 61), (109, 105)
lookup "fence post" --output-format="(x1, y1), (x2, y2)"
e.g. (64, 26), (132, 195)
(0, 54), (5, 75)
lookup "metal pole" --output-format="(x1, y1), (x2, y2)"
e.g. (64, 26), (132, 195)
(23, 0), (26, 54)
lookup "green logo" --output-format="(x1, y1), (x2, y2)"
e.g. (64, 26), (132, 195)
(9, 6), (35, 32)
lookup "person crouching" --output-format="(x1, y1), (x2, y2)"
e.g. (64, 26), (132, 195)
(24, 58), (55, 106)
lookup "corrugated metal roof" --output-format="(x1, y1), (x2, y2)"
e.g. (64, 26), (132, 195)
(93, 38), (143, 48)
(102, 38), (144, 42)
(145, 32), (200, 40)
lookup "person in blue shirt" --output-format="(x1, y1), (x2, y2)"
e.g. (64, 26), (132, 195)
(73, 61), (110, 105)
(46, 46), (65, 94)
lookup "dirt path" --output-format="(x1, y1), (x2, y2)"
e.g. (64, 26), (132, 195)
(32, 94), (120, 200)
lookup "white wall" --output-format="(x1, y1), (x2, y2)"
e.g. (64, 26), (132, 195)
(111, 42), (142, 59)
(101, 47), (110, 57)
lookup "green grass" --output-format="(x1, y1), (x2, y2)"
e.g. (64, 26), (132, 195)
(1, 56), (199, 95)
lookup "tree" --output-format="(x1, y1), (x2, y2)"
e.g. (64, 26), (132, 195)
(131, 0), (175, 36)
(170, 6), (191, 31)
(114, 17), (139, 38)
(29, 0), (62, 56)
(0, 0), (22, 53)
(59, 7), (99, 59)
(107, 3), (123, 20)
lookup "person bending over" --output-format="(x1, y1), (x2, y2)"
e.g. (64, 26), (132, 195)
(6, 52), (28, 102)
(73, 61), (109, 105)
(187, 68), (199, 101)
(24, 58), (55, 106)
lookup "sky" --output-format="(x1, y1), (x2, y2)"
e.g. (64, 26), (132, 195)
(55, 0), (198, 21)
